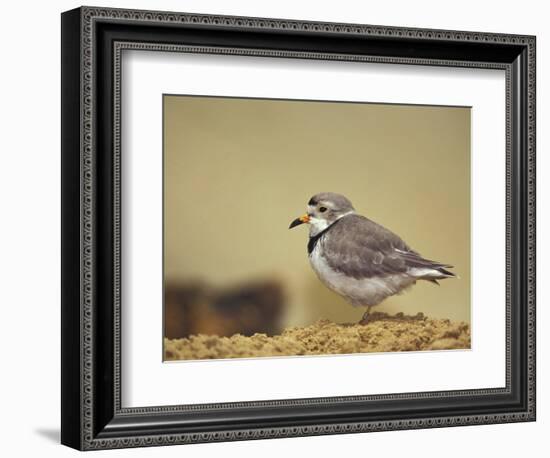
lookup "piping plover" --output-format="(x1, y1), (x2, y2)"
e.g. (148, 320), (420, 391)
(289, 192), (456, 322)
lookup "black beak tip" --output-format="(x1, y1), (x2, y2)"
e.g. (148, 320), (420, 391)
(289, 218), (303, 229)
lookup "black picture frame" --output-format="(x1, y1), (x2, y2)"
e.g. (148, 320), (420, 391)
(61, 6), (536, 450)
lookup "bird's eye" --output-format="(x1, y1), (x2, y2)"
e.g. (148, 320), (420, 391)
(319, 206), (327, 213)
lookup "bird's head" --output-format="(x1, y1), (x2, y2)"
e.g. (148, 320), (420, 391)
(289, 192), (356, 236)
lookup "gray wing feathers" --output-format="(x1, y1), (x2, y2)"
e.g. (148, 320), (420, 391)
(322, 214), (454, 280)
(395, 249), (454, 270)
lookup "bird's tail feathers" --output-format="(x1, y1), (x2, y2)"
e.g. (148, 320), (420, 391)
(419, 266), (457, 284)
(397, 249), (457, 282)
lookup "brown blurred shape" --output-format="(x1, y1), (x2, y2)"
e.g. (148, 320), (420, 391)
(164, 279), (285, 339)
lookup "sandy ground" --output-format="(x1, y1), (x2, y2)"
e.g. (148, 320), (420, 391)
(164, 312), (471, 361)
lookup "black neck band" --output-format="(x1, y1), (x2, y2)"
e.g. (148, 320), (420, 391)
(307, 218), (342, 255)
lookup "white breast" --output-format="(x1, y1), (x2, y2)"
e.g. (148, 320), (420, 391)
(309, 241), (415, 307)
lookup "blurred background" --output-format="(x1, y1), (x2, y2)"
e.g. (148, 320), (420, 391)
(164, 95), (470, 339)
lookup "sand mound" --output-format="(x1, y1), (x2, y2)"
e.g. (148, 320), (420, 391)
(164, 312), (470, 361)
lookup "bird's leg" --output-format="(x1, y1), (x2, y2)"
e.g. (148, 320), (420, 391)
(359, 305), (373, 325)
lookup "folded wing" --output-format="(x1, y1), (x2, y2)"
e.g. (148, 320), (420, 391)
(322, 214), (455, 282)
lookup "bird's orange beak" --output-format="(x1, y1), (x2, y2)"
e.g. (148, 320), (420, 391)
(289, 214), (310, 229)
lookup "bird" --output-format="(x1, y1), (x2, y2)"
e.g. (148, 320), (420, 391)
(289, 192), (456, 323)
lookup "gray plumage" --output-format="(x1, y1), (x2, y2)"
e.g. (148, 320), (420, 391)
(320, 214), (453, 281)
(308, 192), (354, 211)
(290, 192), (456, 318)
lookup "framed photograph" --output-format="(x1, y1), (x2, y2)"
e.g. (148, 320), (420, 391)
(61, 6), (536, 450)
